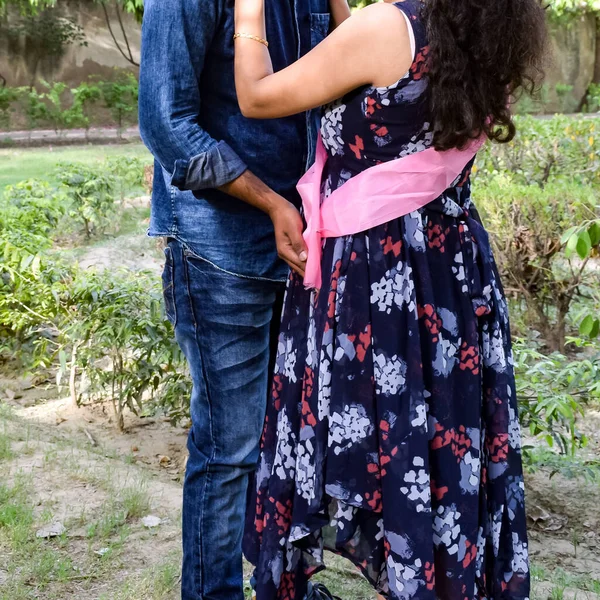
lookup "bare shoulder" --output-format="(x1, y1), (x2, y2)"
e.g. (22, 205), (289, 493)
(340, 2), (409, 48)
(351, 1), (409, 36)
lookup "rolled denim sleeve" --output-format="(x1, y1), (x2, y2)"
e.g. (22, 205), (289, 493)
(139, 0), (247, 191)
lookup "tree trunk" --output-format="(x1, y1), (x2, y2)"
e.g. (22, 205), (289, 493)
(594, 17), (600, 84)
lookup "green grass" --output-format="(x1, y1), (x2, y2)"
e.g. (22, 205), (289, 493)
(0, 143), (151, 189)
(120, 482), (152, 520)
(101, 555), (180, 600)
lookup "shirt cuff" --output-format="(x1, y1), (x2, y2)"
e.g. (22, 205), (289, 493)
(171, 140), (248, 191)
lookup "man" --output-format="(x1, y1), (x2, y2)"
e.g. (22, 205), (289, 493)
(138, 1), (335, 598)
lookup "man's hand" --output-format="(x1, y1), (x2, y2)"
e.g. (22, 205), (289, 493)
(268, 200), (308, 277)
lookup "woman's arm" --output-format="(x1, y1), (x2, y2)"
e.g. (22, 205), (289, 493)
(329, 0), (351, 29)
(234, 2), (412, 119)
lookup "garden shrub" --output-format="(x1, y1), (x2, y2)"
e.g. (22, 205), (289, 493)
(475, 115), (600, 188)
(56, 162), (116, 238)
(475, 176), (598, 350)
(474, 115), (600, 349)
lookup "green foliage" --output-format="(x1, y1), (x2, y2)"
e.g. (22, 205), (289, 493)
(0, 86), (18, 128)
(20, 87), (49, 133)
(105, 155), (146, 200)
(0, 76), (138, 134)
(39, 79), (86, 134)
(545, 0), (600, 17)
(71, 81), (102, 135)
(475, 175), (597, 349)
(56, 162), (115, 238)
(0, 179), (65, 251)
(585, 83), (600, 114)
(99, 75), (139, 136)
(61, 269), (188, 430)
(475, 115), (600, 188)
(515, 338), (600, 455)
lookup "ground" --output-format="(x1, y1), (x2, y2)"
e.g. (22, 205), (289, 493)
(2, 145), (600, 599)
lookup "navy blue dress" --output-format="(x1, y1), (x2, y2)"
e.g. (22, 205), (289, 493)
(244, 2), (530, 598)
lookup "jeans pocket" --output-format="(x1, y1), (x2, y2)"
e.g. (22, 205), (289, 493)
(310, 13), (331, 48)
(162, 246), (177, 326)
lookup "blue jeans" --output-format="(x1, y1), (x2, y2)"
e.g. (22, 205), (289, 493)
(162, 240), (285, 600)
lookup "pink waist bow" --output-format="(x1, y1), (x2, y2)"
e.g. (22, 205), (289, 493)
(297, 135), (486, 290)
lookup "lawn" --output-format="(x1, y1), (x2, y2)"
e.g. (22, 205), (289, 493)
(0, 143), (152, 190)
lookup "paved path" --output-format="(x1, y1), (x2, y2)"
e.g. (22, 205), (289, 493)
(1, 126), (141, 146)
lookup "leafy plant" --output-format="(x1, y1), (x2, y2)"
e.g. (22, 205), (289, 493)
(0, 86), (18, 128)
(514, 338), (600, 455)
(99, 75), (138, 137)
(60, 269), (186, 431)
(71, 82), (102, 138)
(39, 79), (86, 135)
(56, 163), (115, 238)
(19, 87), (48, 137)
(475, 176), (597, 350)
(105, 155), (147, 201)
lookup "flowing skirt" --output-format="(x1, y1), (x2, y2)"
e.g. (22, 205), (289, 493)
(243, 196), (530, 600)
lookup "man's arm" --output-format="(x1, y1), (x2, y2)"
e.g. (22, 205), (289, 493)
(330, 0), (351, 29)
(138, 0), (307, 274)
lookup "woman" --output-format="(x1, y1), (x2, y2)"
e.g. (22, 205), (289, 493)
(234, 0), (546, 598)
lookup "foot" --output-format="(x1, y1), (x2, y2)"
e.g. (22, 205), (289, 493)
(305, 582), (342, 600)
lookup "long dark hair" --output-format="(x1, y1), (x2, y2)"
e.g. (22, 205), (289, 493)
(422, 0), (548, 150)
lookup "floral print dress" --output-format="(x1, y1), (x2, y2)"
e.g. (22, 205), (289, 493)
(244, 2), (530, 599)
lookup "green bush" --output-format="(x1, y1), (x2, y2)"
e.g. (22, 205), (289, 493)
(475, 115), (600, 188)
(0, 180), (66, 251)
(475, 175), (597, 350)
(0, 87), (18, 128)
(61, 268), (189, 430)
(56, 163), (115, 239)
(99, 75), (139, 136)
(515, 337), (600, 457)
(105, 155), (147, 200)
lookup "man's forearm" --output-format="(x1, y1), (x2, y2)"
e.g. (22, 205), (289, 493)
(219, 169), (287, 217)
(330, 0), (351, 29)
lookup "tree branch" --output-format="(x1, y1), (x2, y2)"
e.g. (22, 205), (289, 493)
(115, 2), (137, 66)
(100, 1), (139, 67)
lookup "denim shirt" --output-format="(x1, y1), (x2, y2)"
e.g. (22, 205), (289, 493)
(139, 0), (330, 281)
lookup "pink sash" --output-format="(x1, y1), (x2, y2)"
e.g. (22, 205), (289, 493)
(298, 135), (486, 289)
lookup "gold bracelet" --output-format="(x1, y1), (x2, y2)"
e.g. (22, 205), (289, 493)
(233, 32), (269, 47)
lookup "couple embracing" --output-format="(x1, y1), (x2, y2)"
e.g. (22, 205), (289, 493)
(138, 0), (546, 598)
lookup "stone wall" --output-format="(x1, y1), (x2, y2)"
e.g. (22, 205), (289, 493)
(544, 15), (598, 113)
(0, 7), (598, 115)
(0, 0), (140, 88)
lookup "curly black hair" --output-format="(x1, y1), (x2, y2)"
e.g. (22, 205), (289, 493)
(421, 0), (548, 150)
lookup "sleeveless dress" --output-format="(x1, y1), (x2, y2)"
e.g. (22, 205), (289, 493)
(244, 2), (530, 599)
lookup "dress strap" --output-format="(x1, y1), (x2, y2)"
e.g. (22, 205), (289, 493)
(393, 0), (428, 60)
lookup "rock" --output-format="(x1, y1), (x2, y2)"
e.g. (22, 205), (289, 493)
(158, 455), (171, 467)
(141, 515), (161, 528)
(36, 522), (66, 538)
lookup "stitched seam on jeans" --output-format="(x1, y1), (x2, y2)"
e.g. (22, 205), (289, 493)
(182, 245), (287, 284)
(182, 245), (216, 597)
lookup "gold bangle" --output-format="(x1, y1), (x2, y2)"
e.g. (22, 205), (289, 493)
(233, 32), (269, 47)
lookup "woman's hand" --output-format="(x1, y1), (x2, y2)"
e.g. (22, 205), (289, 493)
(268, 200), (308, 277)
